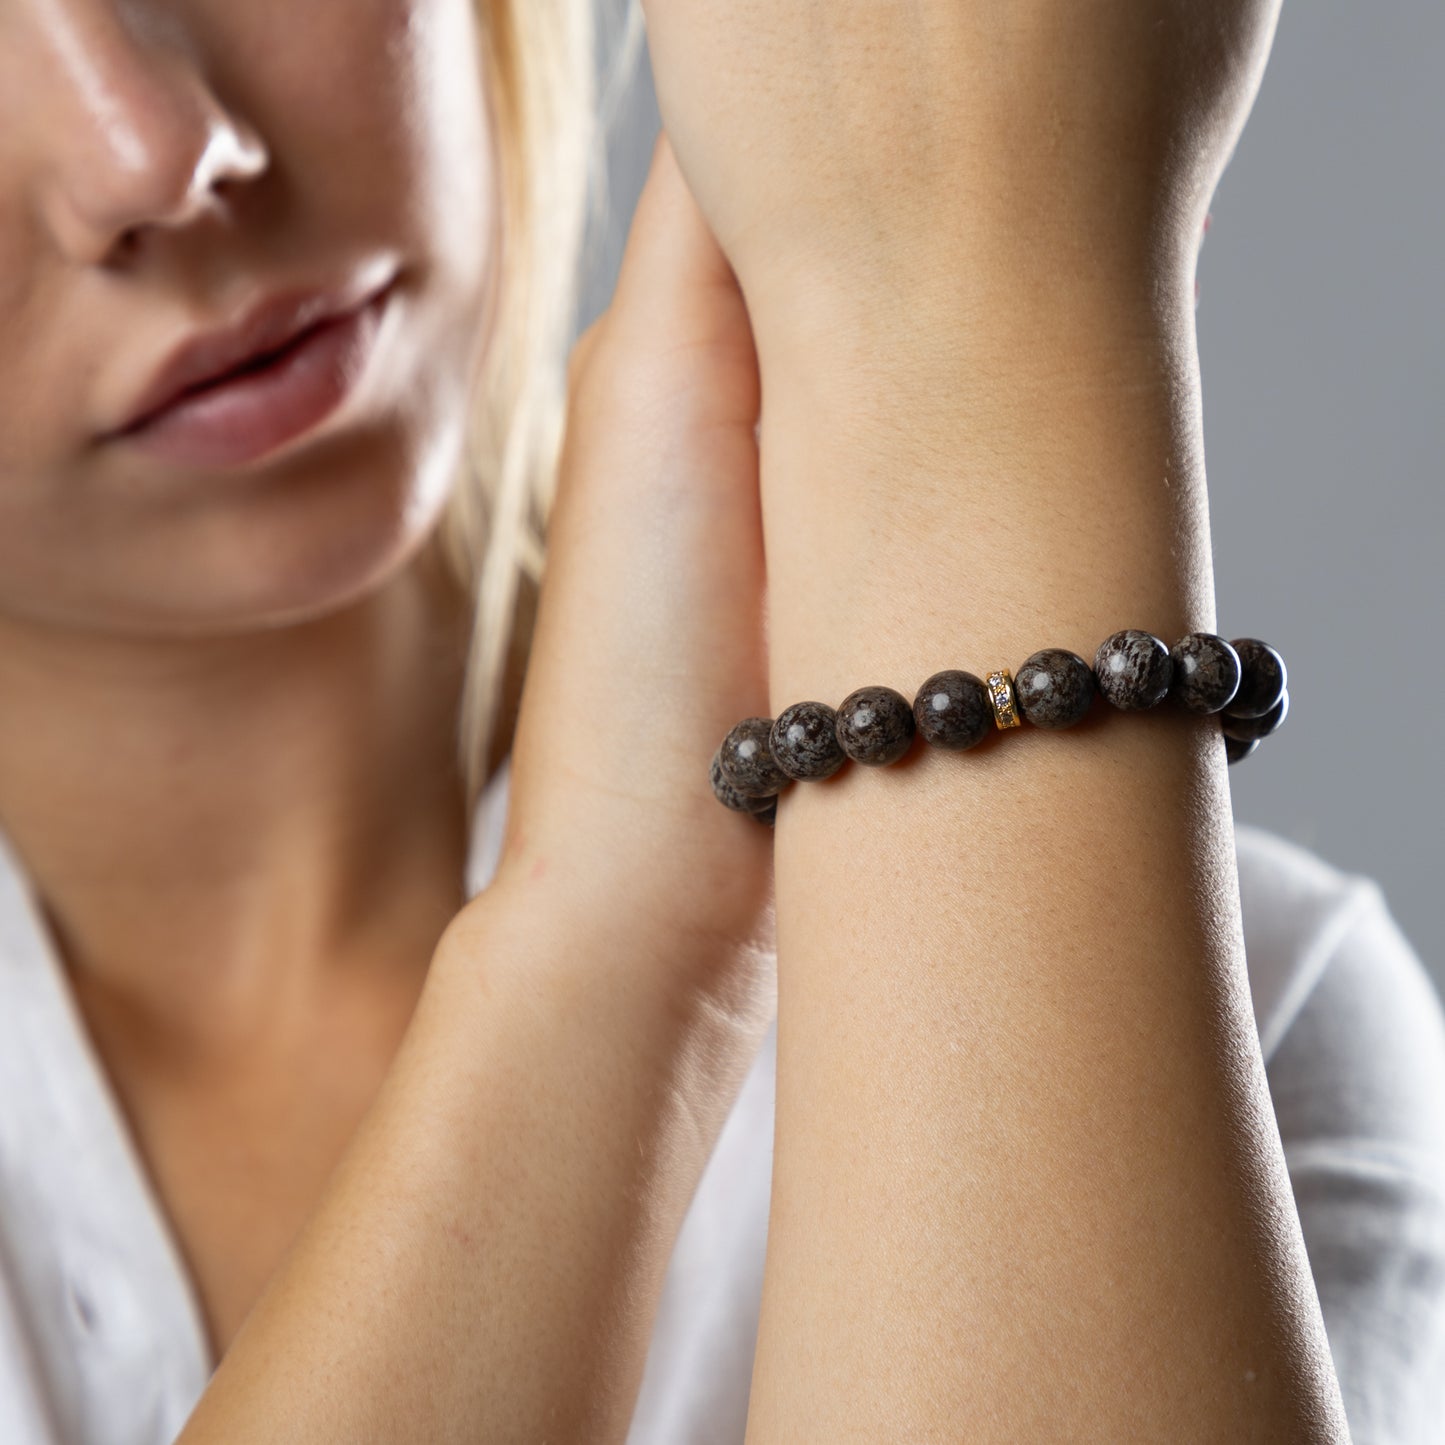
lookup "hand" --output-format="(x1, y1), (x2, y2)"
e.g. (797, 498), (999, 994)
(446, 132), (775, 1026)
(638, 1), (1283, 338)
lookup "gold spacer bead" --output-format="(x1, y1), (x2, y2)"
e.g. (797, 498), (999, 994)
(985, 668), (1022, 730)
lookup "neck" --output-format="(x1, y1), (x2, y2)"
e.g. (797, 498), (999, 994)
(0, 535), (485, 1057)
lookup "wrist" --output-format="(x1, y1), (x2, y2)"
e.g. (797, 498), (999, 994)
(748, 252), (1214, 687)
(754, 238), (1192, 404)
(746, 178), (1199, 374)
(430, 874), (775, 1068)
(752, 263), (1203, 512)
(431, 877), (659, 1014)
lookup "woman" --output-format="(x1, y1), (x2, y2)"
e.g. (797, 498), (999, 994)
(0, 0), (1441, 1440)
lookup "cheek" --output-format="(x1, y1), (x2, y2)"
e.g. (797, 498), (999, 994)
(0, 0), (497, 636)
(263, 0), (495, 296)
(244, 0), (498, 435)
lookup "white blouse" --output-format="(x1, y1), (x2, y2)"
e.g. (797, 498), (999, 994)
(1, 754), (1442, 1444)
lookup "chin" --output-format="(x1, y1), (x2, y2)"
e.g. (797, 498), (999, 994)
(1, 409), (468, 642)
(161, 411), (467, 639)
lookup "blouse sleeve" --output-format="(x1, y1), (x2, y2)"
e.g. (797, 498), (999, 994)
(1265, 877), (1445, 1445)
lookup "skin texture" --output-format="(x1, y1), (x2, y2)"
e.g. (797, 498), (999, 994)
(640, 0), (1280, 348)
(636, 1), (1350, 1440)
(0, 1), (1355, 1442)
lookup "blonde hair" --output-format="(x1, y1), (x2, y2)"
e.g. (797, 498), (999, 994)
(435, 0), (645, 815)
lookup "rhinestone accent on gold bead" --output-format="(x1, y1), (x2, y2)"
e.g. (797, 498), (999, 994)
(985, 669), (1022, 729)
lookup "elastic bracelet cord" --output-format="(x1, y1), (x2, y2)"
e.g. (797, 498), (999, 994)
(710, 630), (1288, 828)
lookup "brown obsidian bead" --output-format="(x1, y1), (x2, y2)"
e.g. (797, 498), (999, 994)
(1014, 648), (1096, 729)
(1224, 733), (1260, 765)
(752, 796), (778, 827)
(1221, 689), (1289, 742)
(770, 700), (847, 780)
(1094, 629), (1173, 710)
(1169, 633), (1242, 714)
(912, 669), (994, 749)
(709, 748), (777, 816)
(836, 684), (916, 765)
(1228, 639), (1287, 719)
(718, 716), (789, 798)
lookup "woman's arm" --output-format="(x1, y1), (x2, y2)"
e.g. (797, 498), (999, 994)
(741, 235), (1349, 1444)
(174, 892), (769, 1445)
(632, 3), (1349, 1436)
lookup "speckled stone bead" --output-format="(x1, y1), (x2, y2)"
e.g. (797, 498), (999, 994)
(718, 716), (789, 798)
(1169, 633), (1242, 714)
(1221, 689), (1289, 742)
(1227, 639), (1287, 719)
(836, 685), (917, 765)
(710, 748), (777, 816)
(752, 796), (778, 827)
(1224, 733), (1260, 765)
(1094, 629), (1173, 711)
(769, 700), (847, 780)
(1014, 648), (1096, 729)
(912, 669), (994, 750)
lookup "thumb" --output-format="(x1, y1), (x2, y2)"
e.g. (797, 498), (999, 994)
(601, 130), (755, 383)
(497, 128), (771, 938)
(615, 129), (737, 300)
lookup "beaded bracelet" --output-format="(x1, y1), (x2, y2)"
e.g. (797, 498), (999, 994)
(710, 630), (1288, 827)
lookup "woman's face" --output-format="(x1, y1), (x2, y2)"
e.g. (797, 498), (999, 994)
(0, 0), (499, 636)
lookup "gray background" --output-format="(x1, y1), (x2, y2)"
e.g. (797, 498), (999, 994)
(575, 2), (1444, 992)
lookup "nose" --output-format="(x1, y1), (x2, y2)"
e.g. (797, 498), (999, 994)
(14, 3), (268, 265)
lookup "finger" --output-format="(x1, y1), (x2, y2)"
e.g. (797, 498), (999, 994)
(609, 129), (745, 342)
(537, 125), (768, 757)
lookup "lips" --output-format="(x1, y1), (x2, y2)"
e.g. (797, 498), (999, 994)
(106, 273), (395, 438)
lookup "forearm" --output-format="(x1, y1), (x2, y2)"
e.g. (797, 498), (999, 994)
(744, 237), (1349, 1441)
(176, 890), (750, 1445)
